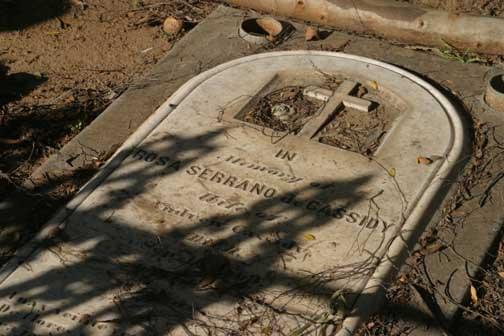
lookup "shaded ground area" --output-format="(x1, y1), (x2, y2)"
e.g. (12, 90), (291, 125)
(0, 0), (71, 31)
(0, 0), (216, 182)
(0, 0), (218, 264)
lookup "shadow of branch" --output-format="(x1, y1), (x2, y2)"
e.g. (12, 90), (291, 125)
(0, 0), (71, 32)
(0, 128), (498, 336)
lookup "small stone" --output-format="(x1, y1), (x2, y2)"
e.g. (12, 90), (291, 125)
(305, 26), (319, 41)
(271, 103), (296, 123)
(416, 156), (433, 165)
(163, 17), (183, 35)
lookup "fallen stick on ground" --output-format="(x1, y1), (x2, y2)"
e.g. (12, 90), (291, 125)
(225, 0), (504, 55)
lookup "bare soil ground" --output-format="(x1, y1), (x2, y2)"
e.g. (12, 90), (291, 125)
(0, 0), (217, 265)
(404, 0), (504, 16)
(0, 0), (216, 183)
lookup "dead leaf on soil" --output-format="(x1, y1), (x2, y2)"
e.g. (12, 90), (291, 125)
(450, 208), (467, 217)
(388, 167), (396, 177)
(423, 241), (444, 254)
(368, 80), (378, 90)
(303, 233), (316, 241)
(417, 156), (434, 165)
(470, 285), (478, 304)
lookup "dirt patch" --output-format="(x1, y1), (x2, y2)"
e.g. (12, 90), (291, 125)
(0, 0), (218, 261)
(403, 0), (504, 16)
(241, 80), (399, 155)
(242, 86), (324, 133)
(0, 0), (217, 182)
(319, 87), (399, 155)
(462, 238), (504, 334)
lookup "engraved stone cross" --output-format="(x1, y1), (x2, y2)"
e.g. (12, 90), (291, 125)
(298, 80), (373, 139)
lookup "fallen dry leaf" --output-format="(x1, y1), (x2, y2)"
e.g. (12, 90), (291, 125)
(498, 271), (504, 279)
(163, 17), (183, 35)
(369, 80), (378, 90)
(388, 167), (396, 177)
(470, 285), (478, 304)
(417, 156), (434, 165)
(423, 241), (444, 254)
(450, 208), (467, 217)
(305, 26), (319, 41)
(303, 233), (316, 241)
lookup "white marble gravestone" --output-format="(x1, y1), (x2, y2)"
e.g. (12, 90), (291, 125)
(0, 52), (464, 335)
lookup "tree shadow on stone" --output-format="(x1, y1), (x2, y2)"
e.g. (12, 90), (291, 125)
(0, 68), (112, 267)
(0, 0), (71, 32)
(0, 130), (384, 335)
(0, 129), (499, 335)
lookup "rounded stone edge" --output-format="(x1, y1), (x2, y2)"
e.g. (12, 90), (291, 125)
(484, 72), (504, 112)
(238, 17), (293, 45)
(239, 18), (277, 45)
(0, 51), (466, 335)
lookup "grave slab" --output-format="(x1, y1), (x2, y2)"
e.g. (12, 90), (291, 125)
(0, 52), (465, 335)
